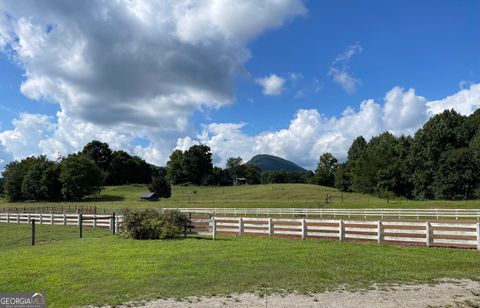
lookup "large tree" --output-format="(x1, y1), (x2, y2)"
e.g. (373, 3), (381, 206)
(166, 149), (188, 184)
(82, 140), (113, 171)
(410, 110), (470, 199)
(315, 152), (338, 187)
(60, 154), (103, 201)
(183, 145), (213, 185)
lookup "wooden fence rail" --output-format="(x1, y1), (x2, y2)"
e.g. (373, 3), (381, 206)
(179, 208), (480, 220)
(2, 212), (480, 250)
(0, 213), (122, 230)
(191, 216), (480, 250)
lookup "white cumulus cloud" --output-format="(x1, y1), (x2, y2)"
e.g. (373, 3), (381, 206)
(256, 74), (286, 96)
(0, 0), (306, 166)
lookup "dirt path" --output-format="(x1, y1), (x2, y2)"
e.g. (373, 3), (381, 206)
(115, 279), (480, 308)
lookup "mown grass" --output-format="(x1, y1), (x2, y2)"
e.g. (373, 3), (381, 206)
(1, 223), (480, 307)
(1, 183), (480, 210)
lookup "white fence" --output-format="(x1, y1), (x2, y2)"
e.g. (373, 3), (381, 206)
(179, 208), (480, 220)
(193, 216), (480, 250)
(0, 213), (122, 229)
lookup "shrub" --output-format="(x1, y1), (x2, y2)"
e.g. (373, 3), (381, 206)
(121, 209), (188, 240)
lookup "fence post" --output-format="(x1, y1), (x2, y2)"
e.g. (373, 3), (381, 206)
(6, 212), (9, 224)
(339, 220), (344, 242)
(79, 214), (83, 238)
(476, 223), (480, 251)
(301, 218), (306, 240)
(425, 222), (431, 248)
(377, 221), (382, 243)
(112, 213), (116, 235)
(212, 217), (216, 241)
(93, 214), (97, 228)
(50, 214), (54, 225)
(16, 213), (19, 224)
(239, 217), (243, 236)
(39, 214), (43, 225)
(268, 218), (273, 237)
(32, 219), (35, 246)
(27, 213), (30, 224)
(63, 214), (66, 226)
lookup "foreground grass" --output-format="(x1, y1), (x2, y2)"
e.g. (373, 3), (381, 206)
(1, 224), (480, 307)
(2, 183), (480, 210)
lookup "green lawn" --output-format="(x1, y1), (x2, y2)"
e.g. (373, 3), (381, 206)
(1, 183), (480, 211)
(1, 223), (480, 307)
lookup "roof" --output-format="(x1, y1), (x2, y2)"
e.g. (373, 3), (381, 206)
(141, 192), (158, 199)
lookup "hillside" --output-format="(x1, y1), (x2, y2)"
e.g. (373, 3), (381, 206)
(248, 154), (307, 172)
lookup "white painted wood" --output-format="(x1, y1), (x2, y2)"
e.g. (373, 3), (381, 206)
(268, 218), (272, 237)
(344, 227), (377, 233)
(432, 230), (476, 236)
(425, 222), (431, 247)
(243, 229), (268, 234)
(306, 226), (341, 232)
(383, 236), (427, 243)
(382, 229), (426, 235)
(273, 230), (301, 236)
(273, 224), (302, 230)
(430, 222), (476, 228)
(377, 221), (382, 243)
(477, 223), (480, 251)
(212, 218), (216, 240)
(433, 238), (477, 245)
(306, 231), (339, 238)
(345, 234), (378, 240)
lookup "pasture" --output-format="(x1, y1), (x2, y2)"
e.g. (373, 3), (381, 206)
(1, 223), (480, 307)
(1, 183), (480, 211)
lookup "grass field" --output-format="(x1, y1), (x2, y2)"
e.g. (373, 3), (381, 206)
(1, 223), (480, 307)
(1, 183), (480, 211)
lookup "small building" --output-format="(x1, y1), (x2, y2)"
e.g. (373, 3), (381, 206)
(140, 192), (159, 201)
(233, 177), (247, 185)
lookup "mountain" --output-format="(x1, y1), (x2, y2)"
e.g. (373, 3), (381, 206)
(247, 154), (307, 173)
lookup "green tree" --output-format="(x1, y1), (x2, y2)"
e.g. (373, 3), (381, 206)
(432, 148), (480, 199)
(166, 149), (187, 184)
(82, 140), (113, 171)
(410, 110), (470, 199)
(60, 154), (103, 201)
(148, 176), (172, 198)
(183, 145), (213, 185)
(21, 156), (61, 200)
(2, 156), (41, 201)
(105, 151), (152, 185)
(226, 157), (244, 179)
(334, 163), (351, 192)
(244, 163), (261, 184)
(315, 153), (338, 187)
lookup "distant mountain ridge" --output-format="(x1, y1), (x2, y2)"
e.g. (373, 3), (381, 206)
(247, 154), (307, 173)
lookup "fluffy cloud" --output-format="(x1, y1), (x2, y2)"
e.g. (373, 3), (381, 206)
(0, 113), (55, 159)
(256, 74), (286, 96)
(181, 84), (480, 170)
(329, 42), (362, 94)
(0, 0), (306, 166)
(427, 83), (480, 116)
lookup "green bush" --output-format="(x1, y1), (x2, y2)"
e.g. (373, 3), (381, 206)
(121, 209), (188, 240)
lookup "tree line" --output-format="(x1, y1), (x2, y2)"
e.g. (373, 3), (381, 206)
(322, 109), (480, 200)
(1, 140), (161, 201)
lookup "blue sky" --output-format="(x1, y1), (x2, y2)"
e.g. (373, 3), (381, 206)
(0, 0), (479, 170)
